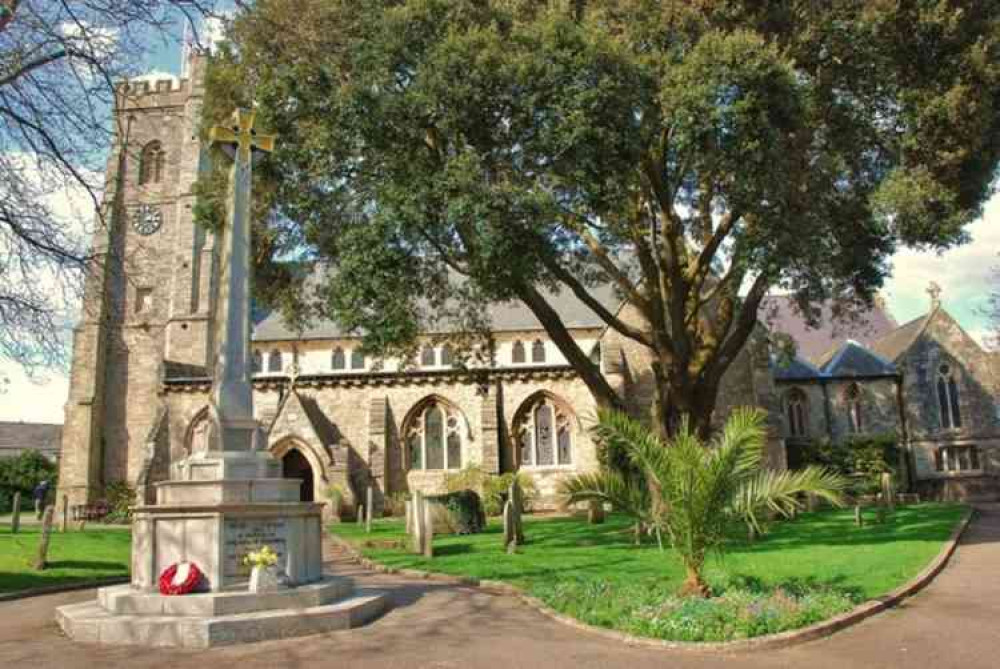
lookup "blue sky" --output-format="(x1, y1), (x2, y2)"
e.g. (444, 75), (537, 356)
(0, 22), (996, 424)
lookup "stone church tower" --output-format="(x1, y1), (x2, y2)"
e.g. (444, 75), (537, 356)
(58, 52), (214, 506)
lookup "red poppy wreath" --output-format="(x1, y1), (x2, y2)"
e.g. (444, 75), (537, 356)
(158, 562), (203, 595)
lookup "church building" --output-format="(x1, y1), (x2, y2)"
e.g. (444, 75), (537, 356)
(57, 51), (1000, 517)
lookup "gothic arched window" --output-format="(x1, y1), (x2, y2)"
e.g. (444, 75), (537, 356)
(420, 345), (436, 367)
(531, 339), (546, 363)
(252, 350), (263, 374)
(268, 349), (283, 373)
(331, 347), (346, 370)
(406, 400), (462, 471)
(786, 388), (808, 437)
(512, 340), (526, 364)
(351, 348), (366, 370)
(845, 383), (863, 434)
(139, 140), (165, 185)
(440, 344), (454, 367)
(937, 363), (962, 429)
(516, 396), (573, 467)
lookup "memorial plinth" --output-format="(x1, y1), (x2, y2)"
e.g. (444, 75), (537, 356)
(56, 108), (386, 647)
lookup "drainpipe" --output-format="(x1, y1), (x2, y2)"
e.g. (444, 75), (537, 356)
(894, 372), (915, 493)
(820, 378), (834, 442)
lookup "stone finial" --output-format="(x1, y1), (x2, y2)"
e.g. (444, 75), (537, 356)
(927, 281), (942, 309)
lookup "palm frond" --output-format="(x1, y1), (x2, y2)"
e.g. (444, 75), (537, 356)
(558, 470), (649, 520)
(593, 409), (668, 486)
(732, 465), (847, 532)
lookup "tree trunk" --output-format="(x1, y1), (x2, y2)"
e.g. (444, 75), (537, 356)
(680, 563), (710, 598)
(655, 374), (716, 442)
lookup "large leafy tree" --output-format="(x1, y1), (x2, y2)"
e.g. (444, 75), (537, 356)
(206, 0), (1000, 437)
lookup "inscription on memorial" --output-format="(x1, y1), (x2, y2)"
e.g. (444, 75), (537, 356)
(223, 517), (288, 578)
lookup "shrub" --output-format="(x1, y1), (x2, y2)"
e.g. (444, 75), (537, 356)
(0, 451), (58, 513)
(426, 489), (486, 534)
(790, 435), (900, 497)
(444, 465), (538, 516)
(102, 481), (136, 524)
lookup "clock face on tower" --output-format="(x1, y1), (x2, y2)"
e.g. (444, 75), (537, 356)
(131, 204), (162, 236)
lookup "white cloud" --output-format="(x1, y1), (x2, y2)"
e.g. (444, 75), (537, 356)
(884, 191), (999, 333)
(0, 364), (68, 424)
(0, 156), (97, 424)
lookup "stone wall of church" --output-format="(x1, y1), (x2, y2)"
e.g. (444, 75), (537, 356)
(58, 61), (212, 507)
(899, 312), (1000, 499)
(159, 370), (603, 515)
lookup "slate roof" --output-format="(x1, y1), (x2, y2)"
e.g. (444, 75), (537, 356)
(0, 422), (62, 461)
(819, 340), (897, 377)
(869, 313), (931, 362)
(252, 280), (622, 342)
(773, 356), (823, 381)
(759, 296), (898, 364)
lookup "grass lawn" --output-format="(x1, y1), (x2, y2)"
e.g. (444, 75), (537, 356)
(332, 503), (967, 641)
(0, 526), (131, 594)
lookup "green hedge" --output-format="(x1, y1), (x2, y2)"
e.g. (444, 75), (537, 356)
(0, 451), (58, 513)
(788, 435), (900, 495)
(427, 489), (486, 534)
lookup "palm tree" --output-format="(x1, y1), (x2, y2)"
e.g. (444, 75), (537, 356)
(559, 407), (846, 597)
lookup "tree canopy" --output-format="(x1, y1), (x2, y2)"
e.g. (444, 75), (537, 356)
(205, 0), (1000, 436)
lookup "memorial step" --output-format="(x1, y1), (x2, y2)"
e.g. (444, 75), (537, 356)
(57, 592), (387, 648)
(98, 576), (354, 617)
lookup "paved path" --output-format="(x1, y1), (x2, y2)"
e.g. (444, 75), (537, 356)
(2, 506), (998, 669)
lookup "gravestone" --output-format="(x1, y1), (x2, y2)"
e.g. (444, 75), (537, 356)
(365, 487), (373, 533)
(881, 472), (895, 512)
(34, 505), (55, 570)
(10, 491), (20, 534)
(60, 494), (69, 532)
(411, 491), (425, 554)
(409, 491), (433, 557)
(587, 500), (605, 524)
(421, 497), (434, 558)
(357, 504), (365, 526)
(502, 480), (524, 553)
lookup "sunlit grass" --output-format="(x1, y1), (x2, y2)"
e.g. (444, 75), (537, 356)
(332, 503), (966, 641)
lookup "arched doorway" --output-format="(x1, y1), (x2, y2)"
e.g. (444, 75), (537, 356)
(282, 449), (315, 502)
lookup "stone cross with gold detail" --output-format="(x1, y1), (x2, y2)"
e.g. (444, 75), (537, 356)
(208, 108), (276, 449)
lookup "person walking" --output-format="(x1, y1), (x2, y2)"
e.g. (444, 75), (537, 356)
(33, 479), (50, 519)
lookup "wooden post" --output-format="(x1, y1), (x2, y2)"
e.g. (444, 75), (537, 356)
(365, 486), (373, 533)
(11, 491), (21, 534)
(411, 492), (424, 554)
(881, 472), (895, 512)
(33, 505), (55, 570)
(60, 494), (69, 532)
(854, 504), (863, 527)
